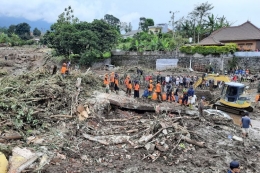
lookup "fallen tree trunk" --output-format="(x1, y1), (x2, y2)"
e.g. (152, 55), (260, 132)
(83, 133), (130, 145)
(182, 136), (205, 148)
(1, 135), (23, 140)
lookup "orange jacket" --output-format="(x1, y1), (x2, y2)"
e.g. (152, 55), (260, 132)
(255, 94), (260, 102)
(114, 78), (119, 85)
(134, 84), (140, 91)
(128, 83), (132, 89)
(110, 74), (115, 83)
(104, 76), (109, 85)
(156, 83), (161, 92)
(61, 66), (67, 74)
(148, 83), (153, 91)
(124, 78), (129, 86)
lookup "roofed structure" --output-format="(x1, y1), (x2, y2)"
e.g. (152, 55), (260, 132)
(199, 21), (260, 50)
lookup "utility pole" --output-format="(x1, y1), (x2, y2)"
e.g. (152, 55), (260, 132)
(169, 11), (179, 38)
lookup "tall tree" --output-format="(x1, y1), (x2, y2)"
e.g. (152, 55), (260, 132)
(120, 22), (132, 33)
(15, 22), (31, 40)
(44, 6), (119, 64)
(33, 27), (41, 37)
(104, 14), (121, 32)
(139, 17), (146, 31)
(0, 27), (8, 34)
(7, 25), (16, 37)
(145, 19), (154, 28)
(190, 1), (214, 42)
(139, 17), (154, 32)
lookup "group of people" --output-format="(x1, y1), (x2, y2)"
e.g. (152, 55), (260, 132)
(103, 72), (120, 94)
(103, 70), (201, 109)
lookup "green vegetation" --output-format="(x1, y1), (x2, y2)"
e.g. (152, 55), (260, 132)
(139, 17), (154, 32)
(43, 6), (119, 65)
(180, 43), (237, 55)
(176, 2), (231, 43)
(33, 27), (41, 37)
(117, 32), (187, 52)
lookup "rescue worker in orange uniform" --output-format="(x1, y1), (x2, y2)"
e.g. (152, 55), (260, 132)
(124, 76), (130, 88)
(156, 81), (162, 101)
(104, 73), (109, 93)
(134, 81), (140, 98)
(114, 73), (119, 94)
(255, 93), (260, 108)
(61, 63), (67, 78)
(127, 80), (132, 97)
(110, 72), (115, 92)
(148, 80), (154, 97)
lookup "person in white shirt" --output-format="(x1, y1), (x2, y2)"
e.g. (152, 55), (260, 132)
(165, 75), (170, 83)
(176, 76), (180, 86)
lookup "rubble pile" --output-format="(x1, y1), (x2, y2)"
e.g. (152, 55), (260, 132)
(0, 70), (103, 129)
(0, 66), (259, 172)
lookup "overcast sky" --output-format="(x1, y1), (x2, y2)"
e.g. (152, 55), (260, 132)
(0, 0), (259, 30)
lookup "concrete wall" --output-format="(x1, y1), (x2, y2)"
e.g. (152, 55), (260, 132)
(91, 58), (111, 69)
(111, 51), (260, 73)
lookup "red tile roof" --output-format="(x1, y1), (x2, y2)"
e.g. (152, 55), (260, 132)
(199, 21), (260, 45)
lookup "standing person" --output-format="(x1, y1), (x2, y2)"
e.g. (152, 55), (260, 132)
(156, 81), (162, 101)
(127, 80), (132, 97)
(52, 65), (57, 75)
(198, 96), (206, 116)
(114, 73), (119, 94)
(104, 73), (109, 93)
(176, 76), (180, 86)
(255, 93), (260, 108)
(148, 80), (154, 97)
(156, 72), (161, 84)
(110, 72), (115, 92)
(179, 76), (183, 87)
(182, 87), (188, 106)
(174, 86), (180, 103)
(240, 112), (252, 138)
(183, 76), (187, 87)
(228, 161), (240, 173)
(166, 82), (173, 102)
(172, 75), (176, 86)
(61, 63), (67, 78)
(186, 76), (191, 88)
(134, 81), (140, 98)
(136, 67), (143, 78)
(165, 75), (170, 83)
(66, 61), (71, 74)
(124, 76), (130, 92)
(187, 86), (194, 108)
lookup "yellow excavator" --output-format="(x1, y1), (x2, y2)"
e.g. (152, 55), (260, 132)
(213, 82), (253, 115)
(193, 74), (253, 114)
(193, 74), (230, 89)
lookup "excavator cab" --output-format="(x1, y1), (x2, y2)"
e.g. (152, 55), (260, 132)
(221, 82), (245, 102)
(219, 82), (253, 112)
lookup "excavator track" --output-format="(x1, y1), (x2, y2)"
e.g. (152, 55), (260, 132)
(212, 102), (253, 115)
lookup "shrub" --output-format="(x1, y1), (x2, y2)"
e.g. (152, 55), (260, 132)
(102, 52), (111, 58)
(180, 43), (237, 56)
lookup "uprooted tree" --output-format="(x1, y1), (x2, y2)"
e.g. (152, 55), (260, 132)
(43, 6), (119, 65)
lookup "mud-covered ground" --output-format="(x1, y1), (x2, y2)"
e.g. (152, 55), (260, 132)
(0, 47), (260, 173)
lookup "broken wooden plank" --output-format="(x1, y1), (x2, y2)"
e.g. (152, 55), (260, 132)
(83, 134), (109, 145)
(104, 119), (128, 122)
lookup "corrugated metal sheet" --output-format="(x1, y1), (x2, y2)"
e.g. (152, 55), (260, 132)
(234, 52), (260, 57)
(156, 59), (178, 70)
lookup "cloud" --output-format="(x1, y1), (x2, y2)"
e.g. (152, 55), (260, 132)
(0, 0), (259, 29)
(120, 12), (141, 23)
(0, 0), (105, 23)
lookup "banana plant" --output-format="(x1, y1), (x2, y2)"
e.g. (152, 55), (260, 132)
(160, 39), (170, 51)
